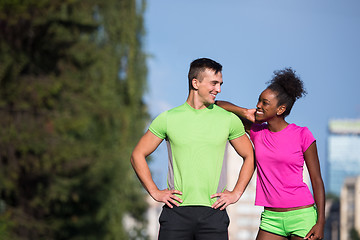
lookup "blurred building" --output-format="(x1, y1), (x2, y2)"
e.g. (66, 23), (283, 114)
(145, 195), (162, 239)
(340, 176), (360, 240)
(327, 119), (360, 196)
(324, 198), (340, 240)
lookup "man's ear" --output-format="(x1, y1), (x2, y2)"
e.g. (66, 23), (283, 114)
(192, 78), (199, 90)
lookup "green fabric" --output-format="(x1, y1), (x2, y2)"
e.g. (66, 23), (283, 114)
(149, 102), (245, 207)
(260, 206), (318, 237)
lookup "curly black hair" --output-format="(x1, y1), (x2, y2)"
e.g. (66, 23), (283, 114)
(266, 68), (307, 117)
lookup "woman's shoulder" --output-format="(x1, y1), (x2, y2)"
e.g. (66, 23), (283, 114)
(287, 124), (314, 138)
(288, 123), (311, 132)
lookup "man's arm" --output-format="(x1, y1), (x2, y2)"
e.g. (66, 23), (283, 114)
(211, 134), (255, 210)
(130, 130), (183, 208)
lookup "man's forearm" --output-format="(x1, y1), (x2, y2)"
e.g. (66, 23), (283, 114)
(231, 156), (255, 198)
(131, 155), (159, 196)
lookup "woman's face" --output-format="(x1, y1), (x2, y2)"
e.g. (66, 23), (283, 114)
(255, 88), (283, 122)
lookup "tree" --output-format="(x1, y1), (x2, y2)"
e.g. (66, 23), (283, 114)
(0, 0), (149, 239)
(350, 228), (360, 240)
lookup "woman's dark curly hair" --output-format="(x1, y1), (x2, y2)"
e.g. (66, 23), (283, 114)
(266, 68), (307, 117)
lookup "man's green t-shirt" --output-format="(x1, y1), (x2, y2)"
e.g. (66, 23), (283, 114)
(149, 102), (245, 207)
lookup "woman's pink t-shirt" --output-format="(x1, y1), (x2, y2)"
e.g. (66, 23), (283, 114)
(250, 123), (315, 208)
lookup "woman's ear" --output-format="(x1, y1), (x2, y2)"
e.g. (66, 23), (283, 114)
(276, 105), (286, 115)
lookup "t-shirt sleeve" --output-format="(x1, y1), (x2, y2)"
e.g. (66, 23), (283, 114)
(301, 127), (316, 152)
(149, 111), (167, 139)
(228, 112), (245, 140)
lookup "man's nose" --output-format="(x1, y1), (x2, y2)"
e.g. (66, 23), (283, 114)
(216, 84), (221, 93)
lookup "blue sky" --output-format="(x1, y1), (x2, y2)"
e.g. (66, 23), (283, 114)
(143, 0), (360, 191)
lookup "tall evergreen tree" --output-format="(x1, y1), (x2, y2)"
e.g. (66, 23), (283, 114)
(0, 0), (149, 239)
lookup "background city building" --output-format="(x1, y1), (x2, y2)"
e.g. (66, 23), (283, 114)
(324, 198), (340, 240)
(324, 118), (360, 240)
(340, 176), (360, 240)
(145, 196), (162, 239)
(327, 119), (360, 196)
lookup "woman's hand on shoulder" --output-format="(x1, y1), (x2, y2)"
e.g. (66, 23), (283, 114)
(245, 108), (256, 123)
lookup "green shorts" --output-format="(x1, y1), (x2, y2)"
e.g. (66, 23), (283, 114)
(259, 206), (318, 238)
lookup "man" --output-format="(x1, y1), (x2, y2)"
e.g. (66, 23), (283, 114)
(130, 58), (255, 240)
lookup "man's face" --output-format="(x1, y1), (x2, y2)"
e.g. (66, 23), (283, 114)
(194, 69), (223, 106)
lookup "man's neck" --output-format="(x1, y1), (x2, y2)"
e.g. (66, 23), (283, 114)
(186, 91), (209, 110)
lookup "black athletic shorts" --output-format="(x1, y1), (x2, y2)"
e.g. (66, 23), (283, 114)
(158, 205), (230, 240)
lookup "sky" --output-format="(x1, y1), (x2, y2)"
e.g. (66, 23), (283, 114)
(143, 0), (360, 191)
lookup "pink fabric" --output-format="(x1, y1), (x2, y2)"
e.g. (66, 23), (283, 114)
(250, 123), (315, 208)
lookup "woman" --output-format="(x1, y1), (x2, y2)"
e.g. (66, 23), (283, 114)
(216, 68), (325, 240)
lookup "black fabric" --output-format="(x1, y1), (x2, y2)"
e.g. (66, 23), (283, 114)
(158, 205), (230, 240)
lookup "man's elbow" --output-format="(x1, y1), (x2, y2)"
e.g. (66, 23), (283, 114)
(243, 154), (255, 168)
(130, 151), (138, 167)
(130, 150), (145, 168)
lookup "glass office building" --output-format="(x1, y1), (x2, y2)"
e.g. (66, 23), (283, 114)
(327, 119), (360, 196)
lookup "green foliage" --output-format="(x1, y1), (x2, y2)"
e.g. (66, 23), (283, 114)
(0, 0), (149, 239)
(350, 228), (360, 240)
(326, 192), (339, 202)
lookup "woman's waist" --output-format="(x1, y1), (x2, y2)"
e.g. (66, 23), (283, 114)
(264, 203), (314, 212)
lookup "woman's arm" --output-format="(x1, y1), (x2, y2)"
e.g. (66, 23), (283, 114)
(216, 100), (256, 132)
(304, 141), (326, 240)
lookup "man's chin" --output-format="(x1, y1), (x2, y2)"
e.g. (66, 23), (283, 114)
(205, 99), (215, 105)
